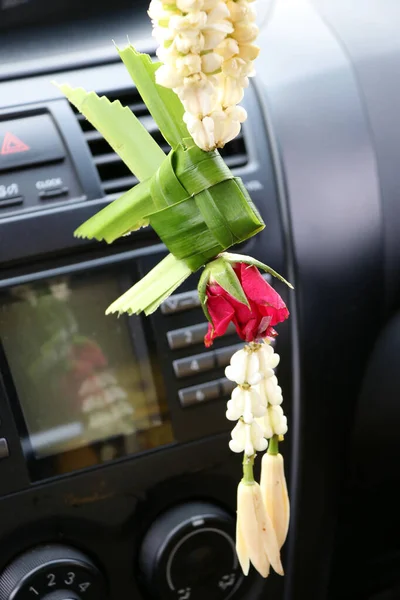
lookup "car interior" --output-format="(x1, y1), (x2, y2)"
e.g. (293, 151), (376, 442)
(0, 0), (399, 599)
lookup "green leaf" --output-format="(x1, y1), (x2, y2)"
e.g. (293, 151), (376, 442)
(106, 253), (192, 316)
(55, 83), (165, 180)
(197, 268), (212, 324)
(222, 252), (294, 289)
(116, 45), (191, 149)
(74, 178), (155, 243)
(208, 258), (250, 307)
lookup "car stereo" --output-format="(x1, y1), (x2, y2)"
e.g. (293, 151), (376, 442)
(0, 60), (292, 600)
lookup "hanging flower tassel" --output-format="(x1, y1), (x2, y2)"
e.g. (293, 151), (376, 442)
(236, 459), (284, 578)
(223, 341), (286, 578)
(197, 256), (291, 578)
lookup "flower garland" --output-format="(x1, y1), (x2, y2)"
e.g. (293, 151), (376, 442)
(149, 0), (259, 150)
(58, 0), (292, 582)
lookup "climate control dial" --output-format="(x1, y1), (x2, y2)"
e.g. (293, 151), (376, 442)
(0, 544), (106, 600)
(139, 502), (244, 600)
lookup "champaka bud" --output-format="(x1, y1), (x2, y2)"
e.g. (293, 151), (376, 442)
(260, 452), (290, 549)
(236, 480), (284, 577)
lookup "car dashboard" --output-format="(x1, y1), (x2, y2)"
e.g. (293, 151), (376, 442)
(0, 1), (399, 600)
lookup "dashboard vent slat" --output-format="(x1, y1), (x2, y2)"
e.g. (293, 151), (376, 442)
(73, 89), (249, 199)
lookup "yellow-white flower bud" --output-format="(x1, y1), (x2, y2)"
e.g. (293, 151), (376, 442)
(215, 37), (240, 60)
(179, 73), (218, 116)
(176, 0), (204, 11)
(236, 481), (284, 577)
(231, 21), (259, 44)
(238, 43), (260, 61)
(201, 52), (223, 74)
(175, 32), (205, 53)
(148, 0), (178, 22)
(207, 1), (231, 24)
(176, 53), (202, 77)
(227, 0), (257, 23)
(202, 0), (221, 9)
(169, 10), (207, 33)
(202, 28), (229, 50)
(260, 453), (290, 548)
(218, 75), (247, 107)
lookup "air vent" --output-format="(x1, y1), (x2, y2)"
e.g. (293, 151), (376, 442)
(73, 88), (249, 199)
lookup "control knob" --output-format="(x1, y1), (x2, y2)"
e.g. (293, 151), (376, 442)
(0, 544), (106, 600)
(139, 502), (244, 600)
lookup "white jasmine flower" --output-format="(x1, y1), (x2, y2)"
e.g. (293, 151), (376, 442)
(212, 105), (247, 147)
(236, 481), (284, 577)
(257, 343), (280, 378)
(183, 114), (215, 150)
(268, 405), (288, 436)
(260, 453), (290, 548)
(226, 386), (266, 423)
(152, 25), (175, 42)
(225, 347), (262, 386)
(229, 420), (268, 455)
(155, 64), (184, 89)
(256, 409), (274, 440)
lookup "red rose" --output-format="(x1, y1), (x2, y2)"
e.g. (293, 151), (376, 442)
(204, 263), (289, 347)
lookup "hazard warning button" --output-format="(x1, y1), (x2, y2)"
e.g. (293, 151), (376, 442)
(0, 114), (65, 172)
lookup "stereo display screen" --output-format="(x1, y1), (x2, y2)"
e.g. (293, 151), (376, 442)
(0, 270), (173, 479)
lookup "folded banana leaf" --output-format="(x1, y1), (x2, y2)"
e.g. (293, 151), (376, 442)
(58, 46), (265, 315)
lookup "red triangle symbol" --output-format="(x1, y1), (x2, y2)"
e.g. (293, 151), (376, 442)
(1, 132), (30, 155)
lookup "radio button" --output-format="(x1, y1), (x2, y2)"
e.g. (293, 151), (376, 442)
(39, 186), (69, 200)
(167, 323), (208, 350)
(0, 438), (9, 459)
(161, 289), (201, 314)
(173, 352), (215, 378)
(167, 322), (236, 350)
(178, 381), (221, 407)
